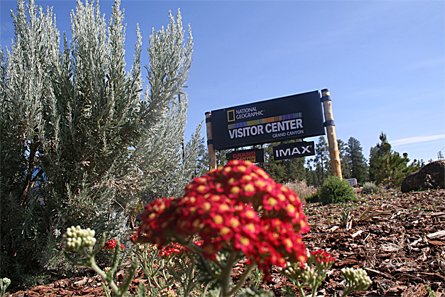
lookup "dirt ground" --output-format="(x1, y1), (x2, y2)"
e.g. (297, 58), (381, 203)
(7, 189), (445, 296)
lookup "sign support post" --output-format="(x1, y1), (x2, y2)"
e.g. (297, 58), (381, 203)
(205, 112), (217, 170)
(321, 89), (342, 178)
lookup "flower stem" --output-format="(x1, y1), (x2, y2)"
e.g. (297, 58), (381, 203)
(311, 279), (320, 297)
(220, 252), (237, 297)
(341, 288), (352, 297)
(296, 280), (306, 297)
(89, 256), (121, 295)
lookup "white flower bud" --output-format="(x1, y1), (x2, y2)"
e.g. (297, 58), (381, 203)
(341, 267), (372, 291)
(63, 226), (97, 252)
(2, 277), (11, 287)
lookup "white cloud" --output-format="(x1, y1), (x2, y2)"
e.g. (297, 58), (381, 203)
(392, 134), (445, 146)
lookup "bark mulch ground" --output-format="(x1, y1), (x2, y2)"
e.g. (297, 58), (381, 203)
(7, 189), (445, 296)
(302, 189), (445, 297)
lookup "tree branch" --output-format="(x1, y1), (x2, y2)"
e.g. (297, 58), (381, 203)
(20, 138), (41, 204)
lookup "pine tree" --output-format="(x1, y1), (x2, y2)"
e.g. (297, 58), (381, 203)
(337, 139), (352, 179)
(313, 136), (330, 185)
(0, 0), (199, 280)
(305, 158), (318, 186)
(369, 133), (392, 184)
(369, 133), (420, 187)
(264, 159), (288, 183)
(191, 129), (209, 177)
(264, 142), (306, 183)
(285, 157), (306, 181)
(346, 137), (368, 183)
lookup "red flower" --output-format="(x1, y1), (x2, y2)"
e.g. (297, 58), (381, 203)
(130, 232), (139, 243)
(310, 249), (335, 265)
(159, 242), (186, 257)
(158, 241), (204, 257)
(135, 160), (310, 274)
(103, 239), (125, 250)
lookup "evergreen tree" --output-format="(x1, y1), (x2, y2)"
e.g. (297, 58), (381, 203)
(263, 142), (306, 183)
(369, 133), (420, 187)
(369, 133), (391, 184)
(305, 158), (318, 186)
(313, 136), (330, 185)
(346, 137), (368, 183)
(264, 159), (288, 183)
(191, 126), (209, 177)
(337, 139), (352, 179)
(264, 158), (306, 184)
(285, 157), (306, 181)
(0, 0), (199, 280)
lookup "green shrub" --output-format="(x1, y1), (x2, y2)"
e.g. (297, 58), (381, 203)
(305, 192), (320, 203)
(361, 182), (380, 195)
(318, 176), (356, 204)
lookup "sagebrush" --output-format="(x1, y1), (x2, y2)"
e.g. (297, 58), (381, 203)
(0, 0), (202, 283)
(361, 182), (380, 195)
(285, 180), (317, 201)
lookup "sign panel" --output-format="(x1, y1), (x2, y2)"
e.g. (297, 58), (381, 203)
(345, 178), (358, 187)
(273, 141), (315, 161)
(211, 91), (324, 150)
(226, 149), (265, 163)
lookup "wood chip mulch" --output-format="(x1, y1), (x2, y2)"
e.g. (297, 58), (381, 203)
(302, 189), (445, 296)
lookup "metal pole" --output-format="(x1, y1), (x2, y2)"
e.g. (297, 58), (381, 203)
(205, 112), (217, 170)
(321, 89), (342, 178)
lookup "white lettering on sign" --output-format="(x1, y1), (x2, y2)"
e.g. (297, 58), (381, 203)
(274, 145), (313, 158)
(272, 132), (286, 138)
(236, 107), (257, 114)
(229, 125), (264, 139)
(234, 107), (265, 120)
(287, 130), (304, 137)
(228, 119), (303, 140)
(265, 119), (302, 133)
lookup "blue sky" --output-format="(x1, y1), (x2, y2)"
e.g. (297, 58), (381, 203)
(1, 0), (444, 163)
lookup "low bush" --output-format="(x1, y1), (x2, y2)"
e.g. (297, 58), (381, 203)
(361, 182), (380, 195)
(284, 180), (317, 202)
(318, 176), (357, 204)
(305, 192), (321, 203)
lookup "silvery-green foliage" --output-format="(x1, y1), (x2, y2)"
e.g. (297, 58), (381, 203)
(135, 94), (187, 198)
(0, 0), (61, 277)
(179, 122), (205, 191)
(131, 10), (194, 199)
(135, 95), (202, 199)
(1, 0), (198, 280)
(144, 9), (193, 121)
(1, 0), (59, 197)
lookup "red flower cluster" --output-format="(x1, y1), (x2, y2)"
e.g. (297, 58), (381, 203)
(158, 242), (186, 257)
(103, 239), (125, 251)
(310, 249), (335, 266)
(158, 241), (203, 257)
(136, 160), (310, 272)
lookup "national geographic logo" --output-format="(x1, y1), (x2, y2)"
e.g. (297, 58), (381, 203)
(227, 107), (264, 123)
(227, 110), (236, 122)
